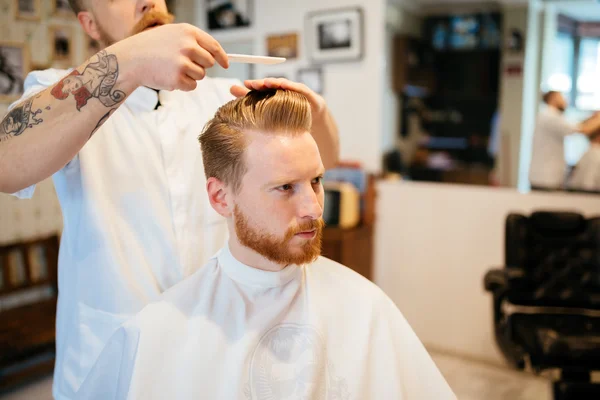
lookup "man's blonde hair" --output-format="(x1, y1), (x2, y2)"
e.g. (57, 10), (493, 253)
(199, 89), (312, 193)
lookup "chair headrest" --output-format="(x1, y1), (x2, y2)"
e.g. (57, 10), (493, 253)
(529, 211), (586, 234)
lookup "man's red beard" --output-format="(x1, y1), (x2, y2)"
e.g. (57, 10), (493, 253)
(234, 205), (324, 266)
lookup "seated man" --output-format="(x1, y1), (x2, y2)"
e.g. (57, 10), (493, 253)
(568, 132), (600, 192)
(76, 90), (455, 400)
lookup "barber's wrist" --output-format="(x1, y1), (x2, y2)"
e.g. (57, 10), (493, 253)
(104, 42), (143, 93)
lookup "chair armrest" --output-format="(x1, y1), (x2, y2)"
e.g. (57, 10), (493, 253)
(484, 269), (508, 293)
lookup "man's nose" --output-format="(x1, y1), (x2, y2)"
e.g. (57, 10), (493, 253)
(298, 187), (323, 220)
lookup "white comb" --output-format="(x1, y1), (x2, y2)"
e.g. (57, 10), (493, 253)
(227, 54), (286, 65)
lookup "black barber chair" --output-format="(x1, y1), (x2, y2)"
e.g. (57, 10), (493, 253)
(484, 211), (600, 400)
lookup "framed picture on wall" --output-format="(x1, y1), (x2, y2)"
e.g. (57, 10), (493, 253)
(49, 25), (74, 68)
(27, 245), (48, 283)
(266, 33), (299, 59)
(207, 0), (252, 31)
(306, 7), (364, 64)
(0, 41), (29, 102)
(6, 249), (26, 287)
(297, 67), (323, 94)
(14, 0), (41, 21)
(53, 0), (73, 17)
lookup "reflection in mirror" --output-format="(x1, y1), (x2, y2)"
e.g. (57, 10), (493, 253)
(385, 8), (502, 187)
(536, 1), (600, 195)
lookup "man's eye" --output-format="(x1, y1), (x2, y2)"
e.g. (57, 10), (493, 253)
(278, 184), (293, 192)
(312, 177), (323, 185)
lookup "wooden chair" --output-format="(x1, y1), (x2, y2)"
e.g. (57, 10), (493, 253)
(0, 235), (59, 391)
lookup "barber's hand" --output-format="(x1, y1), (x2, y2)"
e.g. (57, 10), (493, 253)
(230, 78), (327, 116)
(233, 77), (340, 168)
(115, 23), (229, 92)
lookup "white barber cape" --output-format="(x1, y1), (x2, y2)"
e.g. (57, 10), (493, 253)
(76, 245), (456, 400)
(9, 69), (237, 399)
(568, 145), (600, 192)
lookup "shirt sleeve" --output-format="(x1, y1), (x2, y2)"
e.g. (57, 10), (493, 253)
(6, 69), (73, 199)
(549, 112), (579, 138)
(75, 323), (141, 400)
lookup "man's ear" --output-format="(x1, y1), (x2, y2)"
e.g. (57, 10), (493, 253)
(78, 11), (102, 42)
(207, 177), (233, 217)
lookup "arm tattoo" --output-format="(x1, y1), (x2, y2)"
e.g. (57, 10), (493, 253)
(50, 50), (125, 111)
(0, 51), (124, 143)
(0, 98), (44, 142)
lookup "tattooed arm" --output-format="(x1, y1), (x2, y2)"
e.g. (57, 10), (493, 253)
(0, 50), (138, 193)
(0, 23), (229, 194)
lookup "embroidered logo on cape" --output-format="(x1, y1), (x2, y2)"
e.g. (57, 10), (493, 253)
(244, 324), (349, 400)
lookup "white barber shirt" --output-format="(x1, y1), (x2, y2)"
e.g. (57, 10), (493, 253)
(76, 244), (456, 400)
(10, 69), (237, 400)
(529, 105), (578, 189)
(568, 145), (600, 192)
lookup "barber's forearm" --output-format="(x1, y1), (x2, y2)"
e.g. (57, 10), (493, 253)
(0, 49), (139, 194)
(579, 115), (600, 136)
(312, 108), (339, 169)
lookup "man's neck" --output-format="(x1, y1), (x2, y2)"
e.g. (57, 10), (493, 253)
(228, 238), (287, 272)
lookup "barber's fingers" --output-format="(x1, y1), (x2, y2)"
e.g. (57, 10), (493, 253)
(243, 78), (323, 106)
(183, 61), (206, 81)
(192, 28), (229, 69)
(186, 46), (217, 69)
(230, 85), (250, 98)
(177, 74), (198, 92)
(275, 79), (322, 105)
(244, 79), (266, 90)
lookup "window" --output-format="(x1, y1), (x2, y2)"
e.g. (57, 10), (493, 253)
(547, 32), (575, 97)
(575, 38), (600, 110)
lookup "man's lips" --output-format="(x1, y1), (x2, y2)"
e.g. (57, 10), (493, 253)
(295, 229), (317, 239)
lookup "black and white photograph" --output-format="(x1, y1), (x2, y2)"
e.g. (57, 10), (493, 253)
(14, 0), (41, 20)
(49, 25), (74, 67)
(207, 0), (252, 31)
(53, 0), (73, 16)
(319, 20), (352, 50)
(307, 7), (363, 64)
(297, 67), (324, 94)
(0, 42), (28, 102)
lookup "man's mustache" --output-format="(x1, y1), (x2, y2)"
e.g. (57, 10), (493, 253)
(284, 218), (325, 241)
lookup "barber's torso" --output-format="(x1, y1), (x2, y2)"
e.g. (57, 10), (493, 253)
(24, 69), (237, 398)
(568, 145), (600, 192)
(529, 106), (575, 189)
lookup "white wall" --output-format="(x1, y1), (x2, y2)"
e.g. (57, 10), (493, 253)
(194, 0), (387, 172)
(517, 0), (542, 192)
(374, 180), (600, 365)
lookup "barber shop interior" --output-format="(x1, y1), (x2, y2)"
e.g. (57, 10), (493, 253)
(3, 0), (600, 399)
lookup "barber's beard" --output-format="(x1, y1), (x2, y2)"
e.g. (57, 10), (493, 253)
(94, 10), (175, 48)
(94, 18), (117, 47)
(233, 205), (324, 266)
(131, 9), (175, 35)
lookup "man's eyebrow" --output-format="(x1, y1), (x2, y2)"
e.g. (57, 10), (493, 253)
(262, 177), (300, 189)
(263, 170), (325, 189)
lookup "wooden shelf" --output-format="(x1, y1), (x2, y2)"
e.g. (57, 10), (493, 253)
(322, 224), (374, 281)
